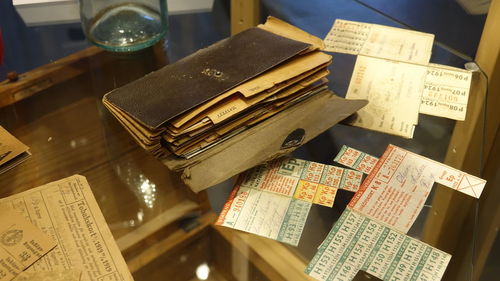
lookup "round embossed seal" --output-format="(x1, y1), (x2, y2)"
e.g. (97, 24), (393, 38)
(1, 229), (23, 246)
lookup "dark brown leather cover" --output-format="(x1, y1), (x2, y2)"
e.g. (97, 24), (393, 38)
(104, 28), (311, 130)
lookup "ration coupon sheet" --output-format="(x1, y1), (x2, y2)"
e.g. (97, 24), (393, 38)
(0, 175), (134, 281)
(305, 208), (451, 281)
(346, 57), (473, 137)
(420, 63), (472, 120)
(326, 19), (473, 132)
(346, 56), (426, 138)
(334, 145), (379, 174)
(349, 144), (486, 233)
(216, 157), (363, 246)
(323, 19), (434, 65)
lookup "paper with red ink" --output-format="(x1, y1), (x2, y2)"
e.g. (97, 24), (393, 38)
(334, 145), (379, 174)
(349, 144), (486, 233)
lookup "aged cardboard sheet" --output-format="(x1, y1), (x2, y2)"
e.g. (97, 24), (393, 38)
(0, 176), (134, 281)
(420, 63), (472, 120)
(0, 207), (56, 281)
(346, 56), (426, 138)
(0, 127), (31, 175)
(305, 208), (451, 281)
(324, 19), (434, 65)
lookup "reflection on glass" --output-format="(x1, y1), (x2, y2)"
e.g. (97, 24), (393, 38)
(139, 176), (156, 209)
(195, 263), (210, 280)
(114, 160), (158, 209)
(69, 137), (89, 148)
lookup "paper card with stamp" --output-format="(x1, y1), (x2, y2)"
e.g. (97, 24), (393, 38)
(0, 175), (134, 281)
(349, 144), (486, 233)
(0, 206), (57, 281)
(0, 127), (30, 175)
(305, 208), (451, 281)
(324, 19), (434, 65)
(419, 63), (472, 120)
(346, 56), (426, 138)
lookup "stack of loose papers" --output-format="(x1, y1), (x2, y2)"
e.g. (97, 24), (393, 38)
(216, 157), (364, 246)
(0, 126), (31, 175)
(324, 19), (473, 138)
(304, 144), (486, 281)
(0, 175), (134, 281)
(103, 17), (333, 159)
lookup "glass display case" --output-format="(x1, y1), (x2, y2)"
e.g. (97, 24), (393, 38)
(0, 0), (498, 280)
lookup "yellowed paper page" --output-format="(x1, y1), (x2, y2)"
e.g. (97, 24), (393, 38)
(258, 16), (325, 51)
(0, 176), (134, 281)
(419, 63), (472, 120)
(168, 62), (330, 136)
(324, 19), (434, 65)
(14, 269), (81, 281)
(346, 56), (426, 138)
(0, 127), (30, 174)
(170, 51), (331, 128)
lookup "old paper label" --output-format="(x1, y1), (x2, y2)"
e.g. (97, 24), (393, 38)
(0, 206), (56, 281)
(334, 145), (379, 174)
(0, 176), (134, 281)
(419, 63), (472, 120)
(346, 56), (426, 138)
(0, 127), (30, 174)
(324, 19), (434, 65)
(305, 208), (451, 281)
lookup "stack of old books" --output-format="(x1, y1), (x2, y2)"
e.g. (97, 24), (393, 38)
(103, 17), (331, 159)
